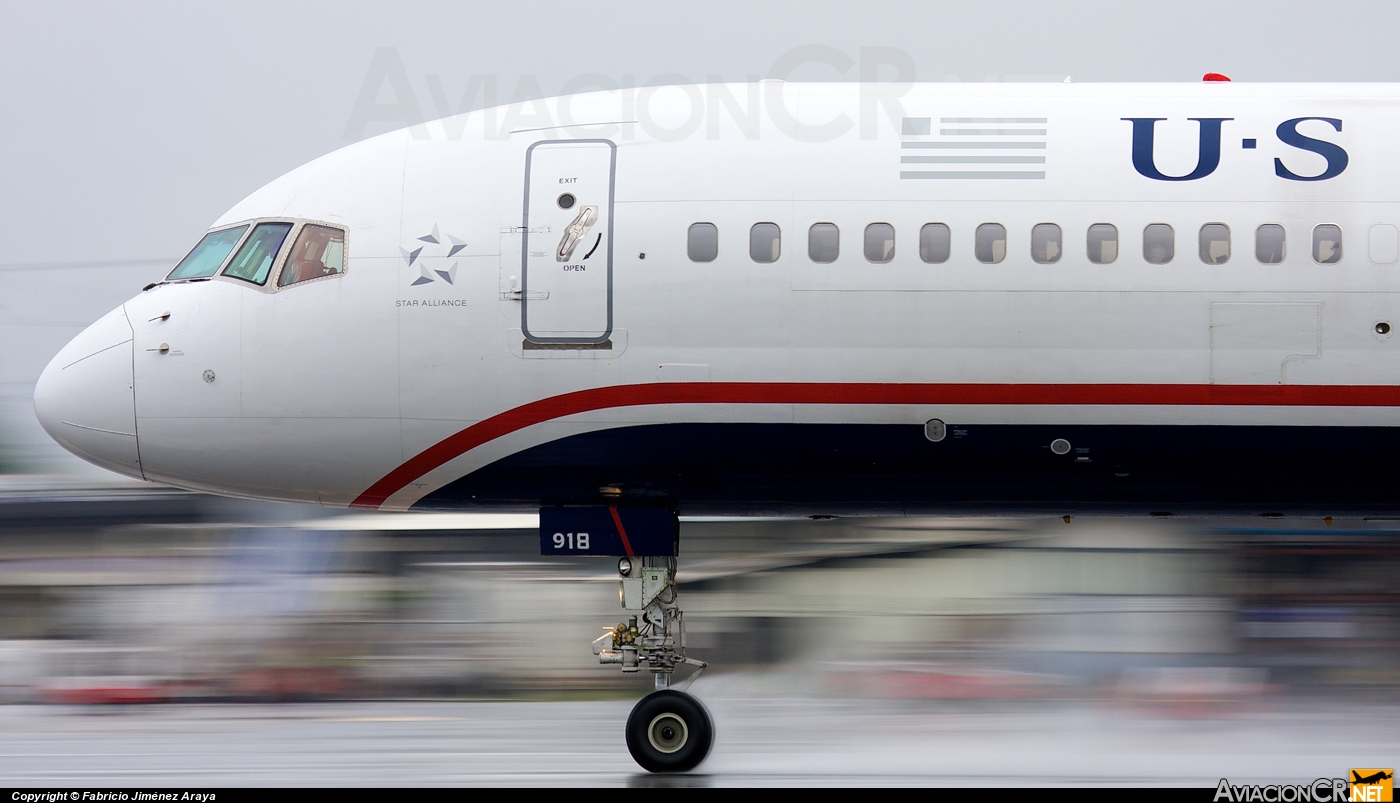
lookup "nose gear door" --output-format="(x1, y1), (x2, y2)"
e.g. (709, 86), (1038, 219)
(521, 139), (615, 345)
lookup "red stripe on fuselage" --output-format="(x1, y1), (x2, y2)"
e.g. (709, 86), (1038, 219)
(350, 382), (1400, 509)
(609, 506), (635, 558)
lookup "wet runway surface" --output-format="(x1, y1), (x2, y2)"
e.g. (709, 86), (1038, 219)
(1, 688), (1395, 786)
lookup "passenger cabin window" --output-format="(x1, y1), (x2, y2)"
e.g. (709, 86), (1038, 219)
(167, 225), (248, 280)
(864, 223), (895, 263)
(1031, 223), (1061, 264)
(750, 223), (781, 263)
(687, 223), (718, 262)
(809, 223), (839, 263)
(222, 222), (293, 285)
(1143, 224), (1174, 264)
(1199, 223), (1231, 264)
(1370, 224), (1399, 265)
(1313, 224), (1343, 263)
(1256, 224), (1286, 264)
(278, 225), (346, 287)
(919, 223), (950, 263)
(1087, 224), (1118, 264)
(975, 223), (1006, 264)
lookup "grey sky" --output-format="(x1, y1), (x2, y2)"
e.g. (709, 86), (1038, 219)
(2, 0), (1399, 475)
(4, 0), (1399, 266)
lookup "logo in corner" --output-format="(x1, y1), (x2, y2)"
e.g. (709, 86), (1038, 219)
(1213, 772), (1391, 802)
(1351, 769), (1393, 802)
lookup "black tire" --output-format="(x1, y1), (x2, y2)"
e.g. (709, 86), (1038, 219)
(625, 690), (714, 773)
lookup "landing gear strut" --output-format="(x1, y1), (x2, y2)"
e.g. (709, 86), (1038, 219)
(593, 556), (712, 772)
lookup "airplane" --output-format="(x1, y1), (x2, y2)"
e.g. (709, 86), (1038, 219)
(1354, 771), (1394, 785)
(32, 76), (1400, 771)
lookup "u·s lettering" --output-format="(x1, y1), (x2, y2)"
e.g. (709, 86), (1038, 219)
(1123, 116), (1348, 182)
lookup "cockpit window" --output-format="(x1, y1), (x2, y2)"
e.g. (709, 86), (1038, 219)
(221, 222), (293, 285)
(278, 225), (347, 287)
(167, 225), (248, 280)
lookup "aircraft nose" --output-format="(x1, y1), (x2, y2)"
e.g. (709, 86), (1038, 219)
(33, 305), (143, 479)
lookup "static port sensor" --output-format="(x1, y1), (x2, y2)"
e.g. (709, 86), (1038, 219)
(540, 507), (679, 557)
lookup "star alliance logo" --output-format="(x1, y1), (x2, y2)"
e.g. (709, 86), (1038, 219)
(402, 223), (468, 286)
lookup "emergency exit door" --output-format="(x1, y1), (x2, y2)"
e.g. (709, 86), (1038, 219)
(521, 139), (615, 344)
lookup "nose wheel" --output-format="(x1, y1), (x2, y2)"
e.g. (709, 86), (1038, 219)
(591, 554), (711, 772)
(625, 690), (714, 773)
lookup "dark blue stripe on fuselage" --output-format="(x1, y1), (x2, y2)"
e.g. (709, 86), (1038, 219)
(415, 423), (1400, 516)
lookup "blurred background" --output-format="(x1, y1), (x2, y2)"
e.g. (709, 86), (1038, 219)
(1, 489), (1396, 782)
(0, 498), (1395, 709)
(3, 0), (1399, 783)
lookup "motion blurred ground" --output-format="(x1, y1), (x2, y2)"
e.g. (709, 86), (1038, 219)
(0, 473), (1396, 783)
(0, 478), (1395, 709)
(2, 696), (1395, 785)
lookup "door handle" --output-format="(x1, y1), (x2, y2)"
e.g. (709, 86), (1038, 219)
(556, 206), (598, 262)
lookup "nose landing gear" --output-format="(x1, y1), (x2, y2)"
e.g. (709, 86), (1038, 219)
(540, 507), (711, 772)
(592, 555), (712, 772)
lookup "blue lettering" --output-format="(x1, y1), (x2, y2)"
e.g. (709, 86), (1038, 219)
(1124, 117), (1232, 181)
(1274, 117), (1348, 181)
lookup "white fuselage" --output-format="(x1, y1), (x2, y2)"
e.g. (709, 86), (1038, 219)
(34, 82), (1400, 514)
